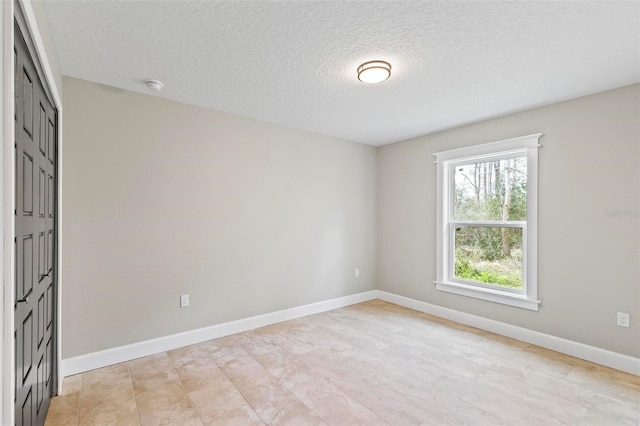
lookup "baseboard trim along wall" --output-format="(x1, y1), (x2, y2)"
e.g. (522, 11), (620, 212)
(61, 290), (378, 377)
(62, 289), (639, 377)
(376, 291), (640, 376)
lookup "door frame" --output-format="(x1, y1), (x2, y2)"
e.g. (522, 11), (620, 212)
(2, 1), (63, 424)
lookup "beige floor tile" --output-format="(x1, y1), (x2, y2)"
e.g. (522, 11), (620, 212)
(189, 379), (264, 425)
(566, 363), (640, 400)
(278, 366), (387, 426)
(436, 372), (588, 424)
(523, 369), (609, 407)
(129, 353), (201, 425)
(81, 363), (130, 387)
(229, 371), (326, 425)
(168, 344), (228, 393)
(134, 383), (202, 426)
(77, 390), (140, 425)
(212, 346), (272, 382)
(128, 353), (179, 385)
(296, 350), (442, 425)
(77, 364), (140, 426)
(44, 410), (79, 426)
(61, 374), (83, 394)
(45, 301), (640, 426)
(45, 374), (82, 425)
(580, 399), (640, 426)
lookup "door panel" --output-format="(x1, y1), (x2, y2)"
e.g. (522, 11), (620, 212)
(20, 311), (33, 384)
(21, 153), (33, 216)
(15, 20), (57, 426)
(22, 68), (33, 138)
(20, 234), (33, 297)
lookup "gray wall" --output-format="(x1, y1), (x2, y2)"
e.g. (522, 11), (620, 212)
(378, 84), (640, 358)
(61, 77), (639, 360)
(62, 77), (377, 358)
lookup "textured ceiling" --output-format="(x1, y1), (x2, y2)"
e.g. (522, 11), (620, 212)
(43, 1), (640, 146)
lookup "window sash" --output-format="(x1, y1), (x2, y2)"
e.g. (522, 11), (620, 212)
(448, 223), (526, 294)
(447, 154), (527, 223)
(450, 221), (525, 227)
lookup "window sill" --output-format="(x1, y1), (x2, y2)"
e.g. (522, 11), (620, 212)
(434, 280), (540, 311)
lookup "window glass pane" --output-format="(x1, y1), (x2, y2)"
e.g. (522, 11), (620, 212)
(454, 226), (523, 289)
(454, 157), (527, 221)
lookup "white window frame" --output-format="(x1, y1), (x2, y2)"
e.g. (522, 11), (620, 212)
(434, 134), (542, 311)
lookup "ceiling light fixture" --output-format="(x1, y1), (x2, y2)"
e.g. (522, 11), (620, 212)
(357, 60), (391, 84)
(145, 79), (164, 92)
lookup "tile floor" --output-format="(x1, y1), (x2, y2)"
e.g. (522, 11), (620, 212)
(45, 300), (640, 425)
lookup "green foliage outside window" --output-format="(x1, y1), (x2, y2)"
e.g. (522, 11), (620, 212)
(453, 157), (526, 289)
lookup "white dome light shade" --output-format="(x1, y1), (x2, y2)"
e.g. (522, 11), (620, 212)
(357, 60), (391, 84)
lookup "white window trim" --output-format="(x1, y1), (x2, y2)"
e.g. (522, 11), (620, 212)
(434, 133), (542, 311)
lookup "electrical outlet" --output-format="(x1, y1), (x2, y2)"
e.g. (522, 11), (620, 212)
(355, 268), (360, 278)
(180, 294), (190, 308)
(617, 312), (630, 328)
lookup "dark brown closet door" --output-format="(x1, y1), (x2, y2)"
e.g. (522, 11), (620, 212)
(15, 21), (57, 426)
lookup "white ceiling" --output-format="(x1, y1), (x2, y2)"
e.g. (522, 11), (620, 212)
(43, 1), (640, 146)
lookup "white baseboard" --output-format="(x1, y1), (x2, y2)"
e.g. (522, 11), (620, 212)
(62, 289), (639, 378)
(61, 290), (378, 377)
(377, 290), (640, 376)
